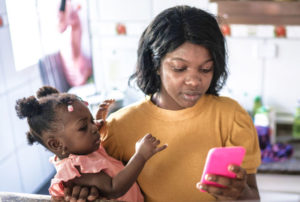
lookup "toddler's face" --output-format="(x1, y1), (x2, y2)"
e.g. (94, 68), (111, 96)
(56, 100), (101, 156)
(158, 42), (214, 110)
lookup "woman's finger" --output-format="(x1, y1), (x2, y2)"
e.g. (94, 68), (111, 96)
(77, 186), (89, 202)
(87, 186), (99, 201)
(64, 186), (72, 201)
(70, 185), (81, 201)
(228, 164), (247, 180)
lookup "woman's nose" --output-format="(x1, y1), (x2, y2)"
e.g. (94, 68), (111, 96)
(184, 74), (201, 87)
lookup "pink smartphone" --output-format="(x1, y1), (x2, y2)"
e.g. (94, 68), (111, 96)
(199, 146), (246, 192)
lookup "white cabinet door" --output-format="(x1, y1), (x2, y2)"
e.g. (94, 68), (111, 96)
(264, 39), (300, 114)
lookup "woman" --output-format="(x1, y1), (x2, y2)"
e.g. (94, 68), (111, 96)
(64, 5), (261, 201)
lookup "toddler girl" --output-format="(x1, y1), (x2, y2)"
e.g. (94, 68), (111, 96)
(15, 86), (167, 202)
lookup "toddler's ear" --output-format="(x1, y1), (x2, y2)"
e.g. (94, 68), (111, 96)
(46, 137), (63, 153)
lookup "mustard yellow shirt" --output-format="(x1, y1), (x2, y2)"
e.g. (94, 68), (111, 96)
(102, 95), (261, 202)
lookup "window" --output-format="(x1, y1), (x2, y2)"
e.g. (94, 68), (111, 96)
(6, 0), (41, 71)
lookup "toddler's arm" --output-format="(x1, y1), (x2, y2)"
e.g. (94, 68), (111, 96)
(67, 134), (167, 199)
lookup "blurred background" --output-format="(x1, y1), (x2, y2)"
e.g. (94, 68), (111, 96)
(0, 0), (300, 200)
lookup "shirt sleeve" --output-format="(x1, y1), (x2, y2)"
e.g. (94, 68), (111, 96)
(226, 104), (261, 174)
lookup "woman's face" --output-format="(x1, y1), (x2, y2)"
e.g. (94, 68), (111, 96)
(157, 42), (214, 110)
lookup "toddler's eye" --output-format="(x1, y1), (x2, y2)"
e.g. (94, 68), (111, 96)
(79, 125), (88, 131)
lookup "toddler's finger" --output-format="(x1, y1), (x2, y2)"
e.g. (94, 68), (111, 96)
(150, 136), (156, 142)
(99, 103), (109, 108)
(155, 144), (168, 153)
(144, 133), (152, 139)
(153, 139), (160, 146)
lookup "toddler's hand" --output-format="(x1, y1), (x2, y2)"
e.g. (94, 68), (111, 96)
(135, 134), (167, 161)
(96, 99), (115, 136)
(96, 99), (115, 120)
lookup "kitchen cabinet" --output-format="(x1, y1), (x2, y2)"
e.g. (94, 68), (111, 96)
(211, 0), (300, 25)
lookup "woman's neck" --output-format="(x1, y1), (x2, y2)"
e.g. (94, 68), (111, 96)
(151, 93), (161, 108)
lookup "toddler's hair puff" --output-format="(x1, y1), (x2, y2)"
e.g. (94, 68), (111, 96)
(15, 96), (41, 119)
(36, 86), (59, 98)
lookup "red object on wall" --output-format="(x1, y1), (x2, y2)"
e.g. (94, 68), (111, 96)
(274, 25), (286, 38)
(116, 23), (126, 35)
(220, 24), (231, 36)
(0, 15), (3, 27)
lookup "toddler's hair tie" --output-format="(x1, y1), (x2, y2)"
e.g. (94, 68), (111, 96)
(67, 104), (74, 112)
(67, 100), (74, 112)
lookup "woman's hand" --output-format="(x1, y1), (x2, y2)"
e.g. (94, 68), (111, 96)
(135, 134), (168, 161)
(63, 185), (99, 202)
(196, 165), (259, 200)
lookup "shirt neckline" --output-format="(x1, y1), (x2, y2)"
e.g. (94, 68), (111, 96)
(142, 94), (210, 121)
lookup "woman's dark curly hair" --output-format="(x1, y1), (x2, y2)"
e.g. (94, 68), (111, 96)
(129, 5), (228, 96)
(15, 86), (77, 146)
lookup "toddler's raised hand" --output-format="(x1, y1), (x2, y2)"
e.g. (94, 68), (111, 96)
(96, 99), (115, 120)
(135, 134), (167, 161)
(96, 99), (115, 135)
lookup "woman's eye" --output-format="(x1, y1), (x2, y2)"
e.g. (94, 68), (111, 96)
(200, 67), (213, 73)
(172, 66), (186, 72)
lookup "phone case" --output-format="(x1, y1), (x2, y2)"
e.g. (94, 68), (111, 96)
(199, 146), (246, 192)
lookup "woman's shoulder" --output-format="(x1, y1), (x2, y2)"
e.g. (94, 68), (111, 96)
(208, 95), (250, 119)
(208, 95), (241, 108)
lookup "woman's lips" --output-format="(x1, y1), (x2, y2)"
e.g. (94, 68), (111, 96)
(182, 92), (202, 101)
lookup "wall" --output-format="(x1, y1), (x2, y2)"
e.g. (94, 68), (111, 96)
(0, 0), (54, 194)
(89, 0), (300, 119)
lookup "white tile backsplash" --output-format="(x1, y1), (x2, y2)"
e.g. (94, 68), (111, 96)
(36, 144), (55, 176)
(17, 146), (48, 193)
(0, 0), (6, 14)
(98, 36), (139, 50)
(0, 27), (6, 94)
(264, 39), (300, 114)
(91, 22), (148, 37)
(0, 96), (15, 161)
(0, 68), (5, 94)
(8, 84), (33, 148)
(98, 0), (152, 21)
(152, 0), (209, 17)
(221, 37), (264, 111)
(0, 153), (23, 192)
(87, 0), (100, 21)
(287, 26), (300, 39)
